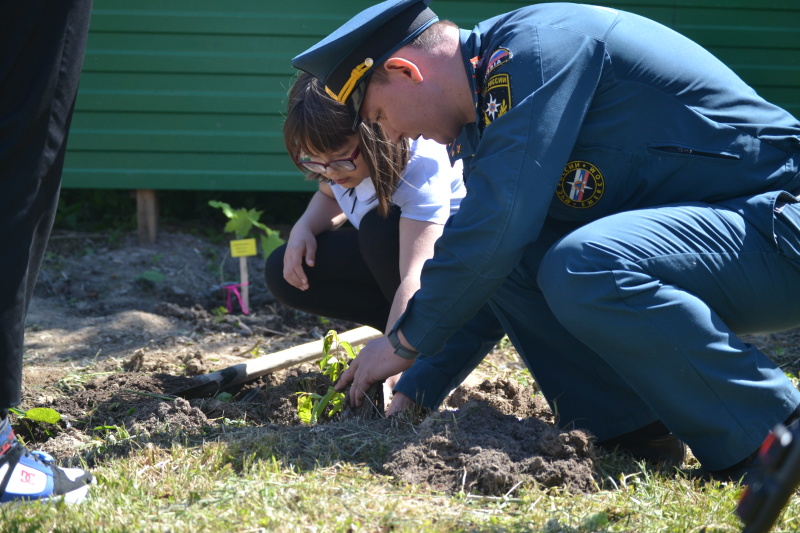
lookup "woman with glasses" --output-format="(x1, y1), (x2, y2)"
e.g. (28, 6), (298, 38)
(265, 72), (464, 343)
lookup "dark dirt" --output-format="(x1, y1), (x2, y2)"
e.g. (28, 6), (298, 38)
(383, 380), (596, 495)
(22, 362), (599, 495)
(15, 228), (800, 496)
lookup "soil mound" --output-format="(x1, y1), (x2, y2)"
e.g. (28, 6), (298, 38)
(19, 366), (598, 495)
(383, 399), (595, 495)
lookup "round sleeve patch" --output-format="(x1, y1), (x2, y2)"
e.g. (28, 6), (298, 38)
(556, 160), (605, 208)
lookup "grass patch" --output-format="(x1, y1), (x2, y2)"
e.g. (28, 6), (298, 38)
(6, 341), (800, 532)
(3, 425), (798, 532)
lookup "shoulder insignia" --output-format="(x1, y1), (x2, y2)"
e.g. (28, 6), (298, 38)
(482, 73), (512, 127)
(556, 161), (605, 208)
(485, 47), (512, 77)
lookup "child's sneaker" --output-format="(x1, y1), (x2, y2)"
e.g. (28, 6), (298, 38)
(0, 420), (92, 504)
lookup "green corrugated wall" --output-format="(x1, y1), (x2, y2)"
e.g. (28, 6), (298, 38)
(62, 0), (800, 192)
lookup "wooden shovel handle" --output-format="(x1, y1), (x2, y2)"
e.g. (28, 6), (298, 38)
(176, 326), (382, 398)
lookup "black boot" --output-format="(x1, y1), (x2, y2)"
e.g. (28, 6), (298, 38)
(597, 420), (686, 466)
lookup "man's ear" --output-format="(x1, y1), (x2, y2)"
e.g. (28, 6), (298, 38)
(383, 57), (423, 83)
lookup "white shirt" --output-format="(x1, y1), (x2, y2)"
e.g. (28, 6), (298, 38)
(330, 138), (465, 229)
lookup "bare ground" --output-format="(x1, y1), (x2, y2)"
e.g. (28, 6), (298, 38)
(15, 228), (800, 496)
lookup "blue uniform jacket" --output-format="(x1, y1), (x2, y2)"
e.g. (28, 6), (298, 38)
(396, 3), (800, 357)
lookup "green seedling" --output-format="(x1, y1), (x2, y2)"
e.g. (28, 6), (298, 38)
(209, 199), (285, 314)
(90, 424), (135, 454)
(208, 200), (284, 260)
(296, 330), (358, 425)
(297, 388), (342, 425)
(222, 417), (248, 428)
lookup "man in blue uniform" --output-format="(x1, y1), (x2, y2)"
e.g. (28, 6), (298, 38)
(293, 0), (800, 491)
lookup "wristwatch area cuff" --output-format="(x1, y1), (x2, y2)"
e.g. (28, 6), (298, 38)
(388, 328), (419, 360)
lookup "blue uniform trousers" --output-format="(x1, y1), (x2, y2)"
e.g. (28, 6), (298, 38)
(534, 191), (800, 470)
(398, 190), (800, 470)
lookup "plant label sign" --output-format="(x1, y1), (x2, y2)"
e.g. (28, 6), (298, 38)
(230, 238), (257, 258)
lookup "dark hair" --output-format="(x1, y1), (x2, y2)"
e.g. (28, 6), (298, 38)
(284, 71), (409, 217)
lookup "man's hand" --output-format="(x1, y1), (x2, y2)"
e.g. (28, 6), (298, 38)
(386, 390), (416, 417)
(382, 372), (402, 407)
(335, 336), (415, 407)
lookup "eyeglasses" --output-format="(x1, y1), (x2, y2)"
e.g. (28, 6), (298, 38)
(295, 145), (360, 174)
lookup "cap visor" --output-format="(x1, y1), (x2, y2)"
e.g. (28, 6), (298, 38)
(346, 76), (370, 130)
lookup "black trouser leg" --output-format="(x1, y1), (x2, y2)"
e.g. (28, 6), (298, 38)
(358, 206), (401, 303)
(0, 0), (92, 408)
(264, 207), (402, 332)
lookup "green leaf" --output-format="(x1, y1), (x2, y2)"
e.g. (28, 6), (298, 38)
(339, 341), (357, 361)
(260, 231), (285, 260)
(216, 392), (234, 403)
(138, 270), (165, 283)
(312, 387), (342, 422)
(582, 512), (609, 531)
(210, 199), (284, 249)
(246, 207), (264, 225)
(320, 330), (338, 371)
(323, 331), (337, 359)
(322, 359), (344, 382)
(328, 393), (344, 417)
(297, 393), (314, 424)
(24, 407), (62, 425)
(224, 213), (254, 240)
(208, 200), (235, 219)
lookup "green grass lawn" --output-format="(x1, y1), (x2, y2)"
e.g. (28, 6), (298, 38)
(6, 404), (800, 533)
(4, 337), (800, 532)
(3, 420), (798, 532)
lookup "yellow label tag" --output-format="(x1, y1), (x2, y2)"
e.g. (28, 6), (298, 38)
(230, 238), (257, 257)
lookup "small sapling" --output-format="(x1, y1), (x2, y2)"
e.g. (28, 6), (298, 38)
(296, 330), (357, 424)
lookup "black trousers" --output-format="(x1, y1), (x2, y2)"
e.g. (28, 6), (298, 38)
(265, 207), (402, 332)
(0, 0), (92, 407)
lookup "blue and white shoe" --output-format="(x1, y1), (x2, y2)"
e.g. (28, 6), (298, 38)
(0, 423), (92, 504)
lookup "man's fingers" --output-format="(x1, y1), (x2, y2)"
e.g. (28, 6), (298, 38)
(335, 359), (368, 407)
(348, 366), (370, 408)
(349, 383), (364, 407)
(337, 337), (412, 409)
(334, 361), (356, 392)
(386, 390), (415, 417)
